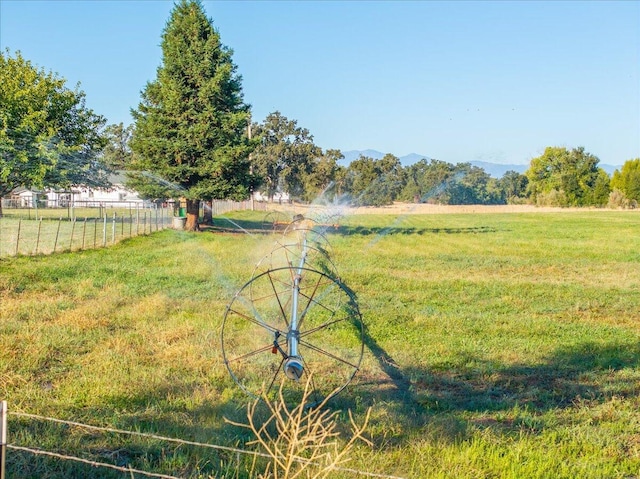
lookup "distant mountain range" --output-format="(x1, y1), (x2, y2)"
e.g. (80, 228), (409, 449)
(339, 150), (621, 178)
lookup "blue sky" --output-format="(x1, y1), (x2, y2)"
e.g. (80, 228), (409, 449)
(1, 0), (638, 166)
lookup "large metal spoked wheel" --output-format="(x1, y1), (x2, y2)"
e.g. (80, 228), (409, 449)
(222, 266), (364, 406)
(251, 242), (339, 283)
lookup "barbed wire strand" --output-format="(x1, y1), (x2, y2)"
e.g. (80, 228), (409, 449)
(10, 411), (271, 459)
(9, 412), (407, 479)
(6, 445), (183, 479)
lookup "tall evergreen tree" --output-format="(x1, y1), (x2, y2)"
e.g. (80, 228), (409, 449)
(130, 0), (254, 230)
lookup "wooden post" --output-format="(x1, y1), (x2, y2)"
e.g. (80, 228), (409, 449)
(1, 400), (7, 479)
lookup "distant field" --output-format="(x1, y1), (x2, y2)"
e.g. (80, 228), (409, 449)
(1, 210), (639, 478)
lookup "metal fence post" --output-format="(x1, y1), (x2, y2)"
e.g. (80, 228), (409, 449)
(34, 218), (42, 255)
(1, 400), (7, 479)
(70, 218), (76, 250)
(102, 216), (107, 247)
(15, 219), (21, 256)
(112, 213), (116, 244)
(54, 218), (62, 253)
(82, 218), (87, 250)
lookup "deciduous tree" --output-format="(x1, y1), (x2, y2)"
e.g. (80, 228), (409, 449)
(102, 123), (134, 170)
(250, 112), (321, 201)
(301, 148), (344, 202)
(526, 146), (605, 206)
(611, 158), (640, 203)
(345, 154), (404, 206)
(497, 170), (529, 203)
(0, 50), (107, 215)
(400, 159), (457, 204)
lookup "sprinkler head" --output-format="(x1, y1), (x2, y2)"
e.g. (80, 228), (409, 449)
(283, 357), (304, 380)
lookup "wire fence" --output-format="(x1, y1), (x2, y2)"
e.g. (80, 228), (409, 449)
(0, 209), (172, 258)
(0, 200), (268, 258)
(3, 410), (407, 479)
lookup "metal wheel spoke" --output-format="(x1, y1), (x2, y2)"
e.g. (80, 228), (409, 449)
(296, 273), (326, 330)
(297, 279), (337, 329)
(265, 357), (286, 396)
(227, 308), (278, 333)
(299, 339), (361, 370)
(267, 271), (290, 328)
(298, 317), (346, 338)
(250, 284), (292, 304)
(226, 342), (278, 363)
(299, 355), (323, 406)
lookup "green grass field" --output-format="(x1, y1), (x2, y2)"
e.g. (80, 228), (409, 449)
(1, 210), (639, 478)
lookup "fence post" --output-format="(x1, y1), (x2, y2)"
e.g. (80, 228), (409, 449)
(70, 219), (76, 251)
(82, 218), (87, 250)
(102, 216), (107, 247)
(34, 218), (42, 255)
(15, 219), (21, 256)
(112, 213), (117, 244)
(1, 400), (7, 479)
(54, 218), (62, 253)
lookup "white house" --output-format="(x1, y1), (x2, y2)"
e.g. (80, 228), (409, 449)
(4, 173), (151, 209)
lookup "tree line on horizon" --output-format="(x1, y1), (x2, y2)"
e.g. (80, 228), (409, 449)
(2, 0), (638, 229)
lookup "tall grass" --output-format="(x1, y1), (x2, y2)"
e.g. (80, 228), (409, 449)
(0, 210), (639, 478)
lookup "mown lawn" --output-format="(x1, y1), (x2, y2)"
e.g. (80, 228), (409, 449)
(1, 210), (639, 478)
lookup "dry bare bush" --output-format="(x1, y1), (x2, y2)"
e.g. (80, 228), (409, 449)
(225, 377), (372, 479)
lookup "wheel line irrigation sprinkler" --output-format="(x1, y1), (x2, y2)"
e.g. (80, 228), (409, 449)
(222, 212), (363, 406)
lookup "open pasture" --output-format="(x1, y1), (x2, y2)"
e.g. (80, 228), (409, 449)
(1, 210), (639, 478)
